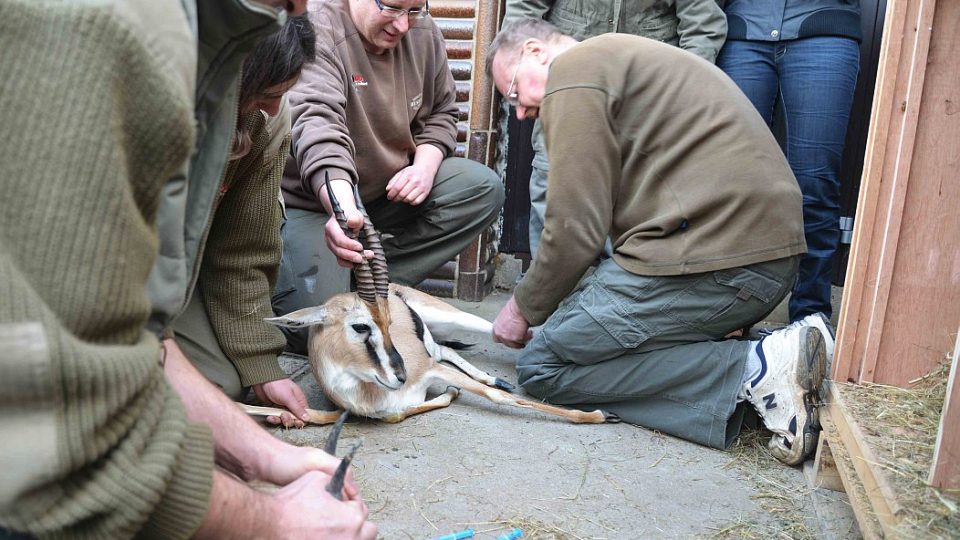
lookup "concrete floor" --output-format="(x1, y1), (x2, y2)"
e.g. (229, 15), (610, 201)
(269, 268), (856, 539)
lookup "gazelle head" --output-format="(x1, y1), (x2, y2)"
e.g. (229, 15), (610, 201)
(269, 172), (407, 388)
(266, 294), (407, 389)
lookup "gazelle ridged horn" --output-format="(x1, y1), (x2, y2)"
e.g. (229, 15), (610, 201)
(322, 412), (360, 501)
(325, 441), (361, 501)
(352, 183), (390, 298)
(324, 172), (377, 304)
(323, 411), (349, 455)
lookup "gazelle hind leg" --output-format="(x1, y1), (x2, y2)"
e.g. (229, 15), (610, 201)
(438, 346), (515, 392)
(381, 386), (460, 423)
(430, 365), (611, 424)
(239, 403), (346, 425)
(393, 284), (493, 337)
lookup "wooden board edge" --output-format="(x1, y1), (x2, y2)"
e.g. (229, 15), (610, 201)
(820, 411), (883, 539)
(826, 382), (904, 536)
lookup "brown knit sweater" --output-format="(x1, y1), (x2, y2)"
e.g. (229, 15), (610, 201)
(0, 2), (213, 538)
(195, 109), (290, 386)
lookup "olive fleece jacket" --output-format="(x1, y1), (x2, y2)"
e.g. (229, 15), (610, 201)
(514, 34), (806, 325)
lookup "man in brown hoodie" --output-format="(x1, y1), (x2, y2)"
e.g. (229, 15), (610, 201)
(274, 0), (505, 353)
(487, 20), (831, 466)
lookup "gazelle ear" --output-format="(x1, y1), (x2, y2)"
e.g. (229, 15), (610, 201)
(264, 306), (331, 328)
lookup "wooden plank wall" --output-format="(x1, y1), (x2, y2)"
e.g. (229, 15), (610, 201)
(834, 0), (960, 386)
(421, 0), (502, 301)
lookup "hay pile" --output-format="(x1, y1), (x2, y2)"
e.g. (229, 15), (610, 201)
(709, 429), (817, 539)
(838, 358), (959, 539)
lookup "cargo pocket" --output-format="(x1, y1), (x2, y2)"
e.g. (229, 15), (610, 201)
(661, 267), (785, 335)
(542, 282), (650, 366)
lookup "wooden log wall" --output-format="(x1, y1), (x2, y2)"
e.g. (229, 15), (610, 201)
(420, 0), (502, 301)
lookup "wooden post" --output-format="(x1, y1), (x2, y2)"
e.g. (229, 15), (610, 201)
(929, 329), (960, 489)
(833, 0), (960, 386)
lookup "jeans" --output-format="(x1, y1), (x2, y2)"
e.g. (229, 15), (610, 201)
(717, 36), (859, 321)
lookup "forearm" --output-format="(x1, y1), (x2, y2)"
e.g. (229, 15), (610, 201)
(193, 469), (276, 540)
(412, 143), (444, 179)
(676, 0), (728, 63)
(503, 0), (552, 25)
(163, 339), (280, 481)
(319, 176), (359, 215)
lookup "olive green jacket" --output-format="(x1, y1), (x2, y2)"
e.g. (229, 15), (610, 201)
(147, 1), (285, 339)
(504, 0), (727, 63)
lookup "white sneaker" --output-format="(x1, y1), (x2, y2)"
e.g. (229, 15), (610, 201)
(745, 325), (827, 465)
(759, 312), (835, 364)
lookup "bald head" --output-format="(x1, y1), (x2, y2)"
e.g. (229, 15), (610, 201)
(486, 19), (568, 78)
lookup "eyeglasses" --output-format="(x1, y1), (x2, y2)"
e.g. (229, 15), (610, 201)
(373, 0), (429, 19)
(504, 51), (523, 107)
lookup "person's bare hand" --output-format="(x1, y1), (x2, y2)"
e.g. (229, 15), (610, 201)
(257, 443), (360, 499)
(492, 295), (533, 349)
(325, 211), (373, 267)
(385, 164), (433, 205)
(252, 378), (310, 428)
(270, 471), (377, 540)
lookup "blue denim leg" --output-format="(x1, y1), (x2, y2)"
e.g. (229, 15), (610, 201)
(717, 40), (779, 125)
(718, 37), (859, 321)
(779, 37), (859, 320)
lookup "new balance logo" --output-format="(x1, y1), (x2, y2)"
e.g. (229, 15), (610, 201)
(762, 393), (778, 410)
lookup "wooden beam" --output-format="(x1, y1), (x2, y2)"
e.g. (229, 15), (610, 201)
(812, 436), (846, 493)
(822, 382), (905, 536)
(835, 0), (960, 386)
(929, 329), (960, 489)
(819, 413), (884, 539)
(833, 0), (910, 383)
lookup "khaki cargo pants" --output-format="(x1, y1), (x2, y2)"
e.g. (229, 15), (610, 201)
(518, 256), (799, 449)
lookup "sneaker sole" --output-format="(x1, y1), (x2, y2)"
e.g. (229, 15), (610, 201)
(771, 327), (827, 465)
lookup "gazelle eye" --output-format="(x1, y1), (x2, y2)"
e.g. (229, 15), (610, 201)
(351, 323), (371, 334)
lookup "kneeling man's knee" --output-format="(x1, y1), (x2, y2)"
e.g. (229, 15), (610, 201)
(516, 344), (566, 401)
(473, 167), (505, 220)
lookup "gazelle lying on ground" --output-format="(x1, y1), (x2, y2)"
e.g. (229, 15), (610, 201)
(242, 174), (614, 425)
(249, 284), (614, 424)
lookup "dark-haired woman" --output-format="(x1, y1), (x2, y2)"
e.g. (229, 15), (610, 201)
(174, 15), (318, 428)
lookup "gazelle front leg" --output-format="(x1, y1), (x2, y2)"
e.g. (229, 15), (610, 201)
(438, 346), (516, 392)
(380, 386), (460, 423)
(239, 403), (346, 425)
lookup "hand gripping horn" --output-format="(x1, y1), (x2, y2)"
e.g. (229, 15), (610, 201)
(324, 173), (389, 303)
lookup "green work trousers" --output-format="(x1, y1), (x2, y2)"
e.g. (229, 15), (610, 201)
(273, 156), (504, 353)
(517, 256), (800, 449)
(173, 290), (244, 399)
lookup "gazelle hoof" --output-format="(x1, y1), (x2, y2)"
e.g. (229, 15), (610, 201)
(493, 378), (516, 392)
(602, 410), (621, 423)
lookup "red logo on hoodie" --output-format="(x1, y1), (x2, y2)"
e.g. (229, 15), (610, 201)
(352, 74), (368, 87)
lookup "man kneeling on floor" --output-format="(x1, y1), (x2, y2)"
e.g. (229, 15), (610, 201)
(488, 20), (832, 465)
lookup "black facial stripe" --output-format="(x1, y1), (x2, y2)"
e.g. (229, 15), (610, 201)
(405, 303), (425, 343)
(389, 347), (404, 372)
(364, 339), (381, 369)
